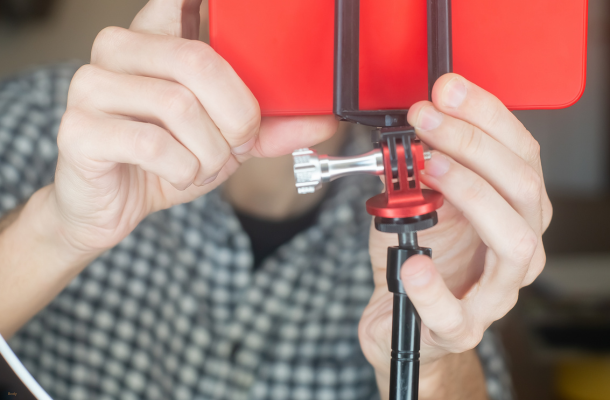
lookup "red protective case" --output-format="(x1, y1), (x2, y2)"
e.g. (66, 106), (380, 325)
(209, 0), (588, 115)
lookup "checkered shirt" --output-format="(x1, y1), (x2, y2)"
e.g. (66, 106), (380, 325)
(0, 64), (513, 400)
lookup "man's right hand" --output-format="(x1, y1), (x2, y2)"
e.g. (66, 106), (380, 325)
(0, 0), (338, 338)
(51, 0), (338, 257)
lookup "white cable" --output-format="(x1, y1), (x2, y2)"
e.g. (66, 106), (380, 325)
(0, 334), (53, 400)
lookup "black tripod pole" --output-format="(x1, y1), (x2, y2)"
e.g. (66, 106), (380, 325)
(391, 293), (420, 400)
(386, 231), (432, 400)
(380, 4), (453, 395)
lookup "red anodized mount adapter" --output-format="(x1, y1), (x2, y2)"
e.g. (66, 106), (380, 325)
(366, 132), (443, 219)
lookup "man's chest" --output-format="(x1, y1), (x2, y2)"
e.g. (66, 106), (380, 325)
(11, 194), (379, 400)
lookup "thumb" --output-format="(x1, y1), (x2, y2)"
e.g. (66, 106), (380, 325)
(130, 0), (203, 39)
(400, 255), (466, 346)
(250, 116), (338, 159)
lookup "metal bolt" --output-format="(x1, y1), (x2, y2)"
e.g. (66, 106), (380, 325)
(292, 148), (384, 194)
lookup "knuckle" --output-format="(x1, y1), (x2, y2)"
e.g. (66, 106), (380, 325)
(57, 109), (87, 151)
(538, 247), (547, 274)
(58, 110), (98, 163)
(132, 125), (167, 163)
(71, 64), (98, 86)
(59, 108), (86, 133)
(205, 145), (231, 175)
(523, 246), (547, 286)
(68, 65), (101, 104)
(357, 318), (374, 344)
(462, 177), (489, 206)
(497, 292), (520, 318)
(543, 198), (554, 233)
(163, 85), (199, 120)
(91, 26), (127, 64)
(57, 108), (88, 145)
(509, 229), (538, 266)
(523, 137), (541, 164)
(516, 165), (542, 206)
(133, 126), (198, 185)
(176, 156), (200, 186)
(222, 104), (261, 143)
(174, 41), (262, 143)
(176, 40), (220, 77)
(461, 329), (484, 352)
(447, 324), (483, 354)
(456, 124), (484, 157)
(482, 99), (504, 129)
(437, 312), (466, 338)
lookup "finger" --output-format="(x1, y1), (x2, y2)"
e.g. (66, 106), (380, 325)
(409, 102), (544, 235)
(252, 116), (339, 158)
(69, 65), (230, 186)
(130, 0), (202, 39)
(522, 245), (547, 287)
(420, 153), (538, 293)
(58, 110), (200, 191)
(539, 159), (553, 232)
(429, 74), (538, 167)
(426, 74), (553, 228)
(91, 27), (260, 153)
(400, 255), (478, 354)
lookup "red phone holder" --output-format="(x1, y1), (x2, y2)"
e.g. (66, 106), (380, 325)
(210, 0), (588, 115)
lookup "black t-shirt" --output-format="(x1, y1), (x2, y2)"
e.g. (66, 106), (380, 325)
(234, 200), (324, 270)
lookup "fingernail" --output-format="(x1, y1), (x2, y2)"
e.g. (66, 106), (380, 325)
(174, 182), (191, 191)
(425, 153), (450, 177)
(443, 77), (467, 108)
(195, 173), (218, 186)
(203, 174), (218, 185)
(415, 106), (443, 131)
(402, 259), (432, 287)
(231, 137), (256, 155)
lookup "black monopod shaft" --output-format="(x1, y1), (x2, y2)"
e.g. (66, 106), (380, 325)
(387, 232), (432, 400)
(383, 4), (453, 395)
(390, 293), (420, 400)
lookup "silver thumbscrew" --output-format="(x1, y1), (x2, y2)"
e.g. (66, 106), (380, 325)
(292, 148), (384, 194)
(292, 148), (432, 194)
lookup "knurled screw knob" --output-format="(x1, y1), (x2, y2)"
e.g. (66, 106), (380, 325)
(292, 148), (385, 194)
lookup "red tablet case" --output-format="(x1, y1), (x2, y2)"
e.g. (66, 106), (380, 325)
(209, 0), (588, 115)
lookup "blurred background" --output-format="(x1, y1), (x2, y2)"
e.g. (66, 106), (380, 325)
(0, 0), (609, 399)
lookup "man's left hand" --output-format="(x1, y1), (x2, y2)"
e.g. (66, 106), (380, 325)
(359, 73), (551, 399)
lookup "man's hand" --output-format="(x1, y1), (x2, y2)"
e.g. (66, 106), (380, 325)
(359, 73), (551, 399)
(0, 0), (337, 337)
(52, 0), (338, 257)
